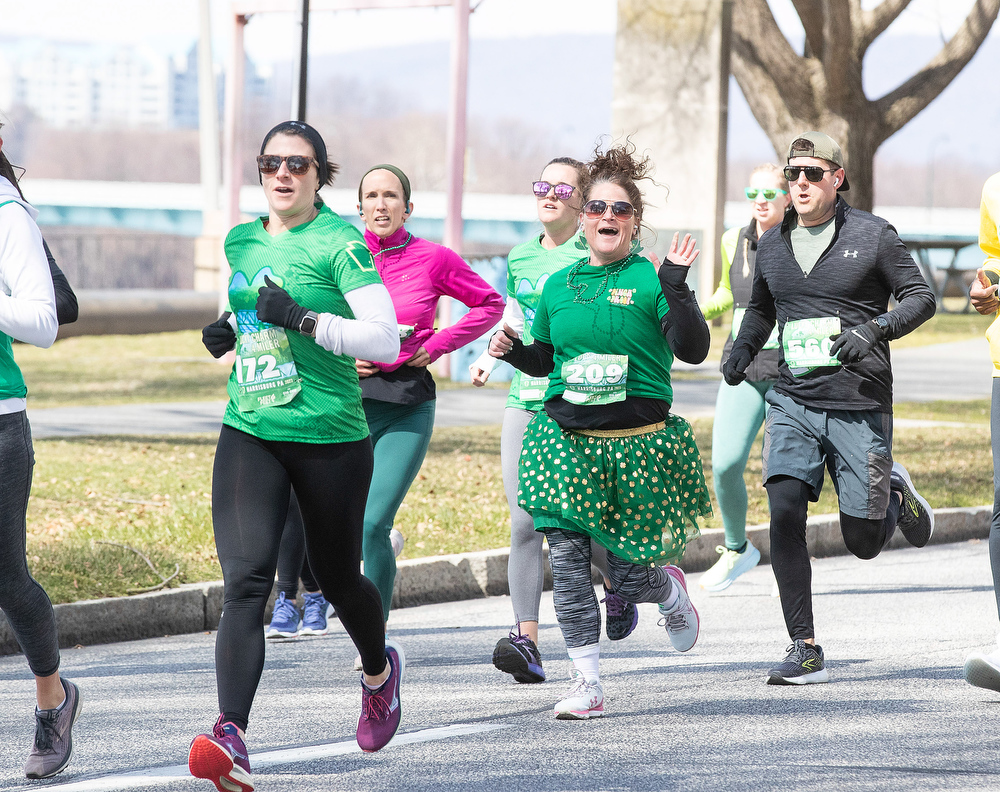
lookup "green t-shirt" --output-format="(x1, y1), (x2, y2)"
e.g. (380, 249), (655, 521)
(789, 216), (835, 275)
(505, 232), (588, 410)
(530, 253), (675, 405)
(222, 204), (383, 443)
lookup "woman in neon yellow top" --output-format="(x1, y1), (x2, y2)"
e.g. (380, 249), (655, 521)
(698, 163), (790, 593)
(964, 170), (1000, 692)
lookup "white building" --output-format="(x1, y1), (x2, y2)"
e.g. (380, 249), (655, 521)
(0, 37), (268, 130)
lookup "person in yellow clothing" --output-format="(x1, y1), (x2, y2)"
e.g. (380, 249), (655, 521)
(698, 164), (790, 591)
(965, 171), (1000, 692)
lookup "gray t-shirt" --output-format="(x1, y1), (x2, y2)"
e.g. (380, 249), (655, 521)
(789, 216), (836, 275)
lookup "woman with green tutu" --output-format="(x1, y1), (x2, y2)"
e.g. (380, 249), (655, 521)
(488, 142), (712, 720)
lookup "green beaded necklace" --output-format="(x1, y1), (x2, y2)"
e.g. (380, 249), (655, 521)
(566, 253), (634, 305)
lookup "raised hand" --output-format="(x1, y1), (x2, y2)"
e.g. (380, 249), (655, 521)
(665, 232), (700, 268)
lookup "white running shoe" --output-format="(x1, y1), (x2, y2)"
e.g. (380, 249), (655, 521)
(658, 565), (700, 652)
(553, 671), (604, 720)
(964, 639), (1000, 693)
(699, 541), (761, 592)
(390, 529), (405, 559)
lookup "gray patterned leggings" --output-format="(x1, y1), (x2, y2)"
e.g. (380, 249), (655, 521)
(503, 407), (610, 624)
(545, 525), (675, 649)
(0, 411), (60, 677)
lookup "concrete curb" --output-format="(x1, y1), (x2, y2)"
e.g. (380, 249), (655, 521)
(0, 505), (990, 657)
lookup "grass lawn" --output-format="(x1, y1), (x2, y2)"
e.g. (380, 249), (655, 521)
(27, 411), (992, 604)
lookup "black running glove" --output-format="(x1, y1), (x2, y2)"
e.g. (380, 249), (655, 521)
(256, 275), (309, 330)
(722, 346), (753, 386)
(202, 313), (236, 358)
(829, 319), (885, 365)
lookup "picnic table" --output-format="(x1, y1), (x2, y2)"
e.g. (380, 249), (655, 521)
(901, 236), (980, 313)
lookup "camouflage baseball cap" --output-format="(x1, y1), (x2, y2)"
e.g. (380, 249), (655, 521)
(787, 131), (849, 191)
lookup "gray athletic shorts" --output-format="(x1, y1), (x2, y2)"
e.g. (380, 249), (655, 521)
(762, 389), (893, 520)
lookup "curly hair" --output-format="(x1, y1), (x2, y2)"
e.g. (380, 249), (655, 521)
(583, 140), (653, 235)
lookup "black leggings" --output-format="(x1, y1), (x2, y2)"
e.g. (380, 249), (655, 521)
(0, 412), (60, 677)
(274, 490), (319, 598)
(767, 474), (900, 642)
(212, 426), (385, 731)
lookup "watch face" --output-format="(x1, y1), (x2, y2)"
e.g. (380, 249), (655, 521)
(301, 314), (317, 335)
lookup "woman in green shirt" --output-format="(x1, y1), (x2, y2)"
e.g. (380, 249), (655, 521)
(189, 121), (404, 792)
(490, 143), (712, 719)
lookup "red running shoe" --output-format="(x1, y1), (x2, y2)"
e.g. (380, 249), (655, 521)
(188, 715), (253, 792)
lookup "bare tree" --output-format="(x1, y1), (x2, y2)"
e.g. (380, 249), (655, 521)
(731, 0), (999, 210)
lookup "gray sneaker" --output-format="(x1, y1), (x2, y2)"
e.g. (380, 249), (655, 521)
(890, 462), (934, 547)
(24, 679), (82, 779)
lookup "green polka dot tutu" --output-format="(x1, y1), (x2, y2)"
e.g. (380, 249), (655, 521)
(518, 411), (712, 567)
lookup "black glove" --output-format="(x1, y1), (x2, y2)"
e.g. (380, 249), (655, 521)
(202, 313), (236, 358)
(829, 319), (885, 365)
(722, 346), (753, 386)
(256, 275), (309, 330)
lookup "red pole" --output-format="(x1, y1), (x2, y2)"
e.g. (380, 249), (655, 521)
(439, 0), (470, 377)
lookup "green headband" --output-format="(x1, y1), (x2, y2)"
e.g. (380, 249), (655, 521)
(358, 164), (411, 205)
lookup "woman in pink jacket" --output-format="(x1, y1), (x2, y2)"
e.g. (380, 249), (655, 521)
(356, 163), (503, 627)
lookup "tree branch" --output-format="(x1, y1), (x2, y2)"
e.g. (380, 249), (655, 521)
(732, 0), (817, 130)
(859, 0), (914, 54)
(821, 0), (866, 112)
(790, 0), (825, 57)
(875, 0), (1000, 140)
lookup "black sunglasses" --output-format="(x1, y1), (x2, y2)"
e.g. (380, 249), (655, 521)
(532, 181), (576, 200)
(583, 200), (635, 219)
(783, 165), (837, 183)
(256, 155), (316, 176)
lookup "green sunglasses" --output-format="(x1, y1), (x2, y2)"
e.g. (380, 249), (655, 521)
(745, 187), (788, 201)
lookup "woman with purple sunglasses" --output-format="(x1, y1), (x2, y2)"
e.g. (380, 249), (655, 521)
(471, 157), (644, 688)
(488, 142), (712, 719)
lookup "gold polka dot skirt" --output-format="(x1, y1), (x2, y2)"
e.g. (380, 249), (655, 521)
(517, 411), (712, 567)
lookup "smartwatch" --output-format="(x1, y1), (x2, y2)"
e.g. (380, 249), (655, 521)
(299, 310), (319, 338)
(872, 315), (890, 336)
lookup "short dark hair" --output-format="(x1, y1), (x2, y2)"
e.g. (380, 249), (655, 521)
(259, 120), (339, 187)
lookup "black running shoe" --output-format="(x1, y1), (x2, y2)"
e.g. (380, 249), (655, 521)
(767, 639), (830, 685)
(492, 627), (545, 683)
(602, 585), (638, 641)
(890, 462), (934, 548)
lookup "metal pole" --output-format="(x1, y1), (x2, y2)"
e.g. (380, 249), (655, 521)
(291, 0), (310, 121)
(439, 0), (470, 378)
(221, 12), (248, 313)
(198, 0), (221, 222)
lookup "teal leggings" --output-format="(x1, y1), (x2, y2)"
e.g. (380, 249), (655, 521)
(362, 398), (436, 622)
(711, 378), (775, 550)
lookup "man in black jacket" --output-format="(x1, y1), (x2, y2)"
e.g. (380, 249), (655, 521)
(723, 131), (936, 685)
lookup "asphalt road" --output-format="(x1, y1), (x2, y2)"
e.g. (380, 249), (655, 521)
(0, 540), (997, 792)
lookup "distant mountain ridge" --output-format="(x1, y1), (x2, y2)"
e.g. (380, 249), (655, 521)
(297, 32), (998, 168)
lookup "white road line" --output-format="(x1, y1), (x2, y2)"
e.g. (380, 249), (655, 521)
(43, 723), (505, 791)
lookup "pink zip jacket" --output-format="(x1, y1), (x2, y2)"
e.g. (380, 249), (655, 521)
(364, 226), (504, 372)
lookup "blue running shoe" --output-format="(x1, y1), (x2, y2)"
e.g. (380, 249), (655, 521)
(265, 592), (300, 639)
(300, 591), (334, 636)
(601, 586), (638, 641)
(492, 626), (545, 683)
